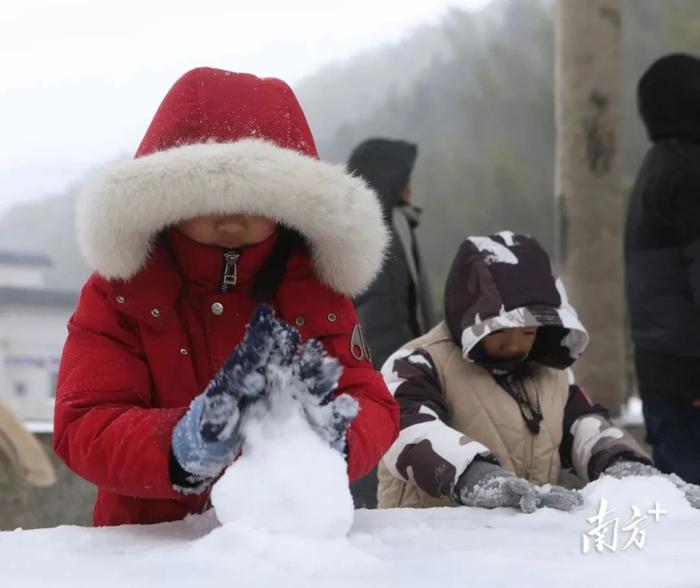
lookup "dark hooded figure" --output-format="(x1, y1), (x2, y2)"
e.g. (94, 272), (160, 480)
(626, 53), (700, 484)
(348, 138), (436, 368)
(347, 138), (437, 508)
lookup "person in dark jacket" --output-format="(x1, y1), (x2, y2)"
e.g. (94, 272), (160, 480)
(625, 54), (700, 484)
(347, 138), (437, 508)
(348, 138), (436, 370)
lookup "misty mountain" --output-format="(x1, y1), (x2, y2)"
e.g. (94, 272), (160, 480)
(0, 189), (87, 292)
(2, 0), (700, 299)
(300, 0), (700, 297)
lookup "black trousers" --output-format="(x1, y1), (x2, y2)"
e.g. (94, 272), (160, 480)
(350, 467), (378, 509)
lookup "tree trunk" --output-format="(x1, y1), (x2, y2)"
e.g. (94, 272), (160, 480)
(555, 0), (624, 414)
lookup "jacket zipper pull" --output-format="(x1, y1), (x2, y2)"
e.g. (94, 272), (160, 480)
(221, 250), (240, 293)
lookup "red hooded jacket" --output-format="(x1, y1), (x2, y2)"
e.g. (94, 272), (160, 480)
(54, 67), (398, 526)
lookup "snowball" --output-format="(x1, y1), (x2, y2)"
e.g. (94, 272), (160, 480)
(210, 384), (354, 539)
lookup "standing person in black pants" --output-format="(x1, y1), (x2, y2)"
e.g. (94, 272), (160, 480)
(626, 53), (700, 484)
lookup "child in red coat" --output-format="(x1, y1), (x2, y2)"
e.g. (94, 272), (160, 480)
(54, 67), (399, 526)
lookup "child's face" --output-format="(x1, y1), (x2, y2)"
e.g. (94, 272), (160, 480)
(481, 327), (538, 362)
(176, 214), (276, 249)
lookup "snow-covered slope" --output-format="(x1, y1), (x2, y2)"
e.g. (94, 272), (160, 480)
(2, 474), (698, 588)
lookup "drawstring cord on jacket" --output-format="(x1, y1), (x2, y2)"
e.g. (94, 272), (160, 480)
(493, 367), (543, 435)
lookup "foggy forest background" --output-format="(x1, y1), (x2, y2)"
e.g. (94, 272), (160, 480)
(2, 0), (699, 306)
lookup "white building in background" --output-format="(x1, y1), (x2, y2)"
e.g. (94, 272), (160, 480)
(0, 252), (77, 427)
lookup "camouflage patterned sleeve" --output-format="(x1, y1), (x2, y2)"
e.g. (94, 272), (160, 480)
(379, 348), (495, 499)
(561, 384), (652, 482)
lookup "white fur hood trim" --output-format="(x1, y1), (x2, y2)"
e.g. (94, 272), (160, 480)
(76, 138), (389, 296)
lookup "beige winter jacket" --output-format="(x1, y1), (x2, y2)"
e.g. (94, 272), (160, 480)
(0, 402), (56, 487)
(379, 323), (567, 509)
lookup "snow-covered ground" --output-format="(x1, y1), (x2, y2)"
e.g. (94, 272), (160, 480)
(5, 379), (694, 588)
(2, 474), (698, 588)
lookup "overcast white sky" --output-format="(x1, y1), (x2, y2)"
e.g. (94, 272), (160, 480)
(0, 0), (491, 212)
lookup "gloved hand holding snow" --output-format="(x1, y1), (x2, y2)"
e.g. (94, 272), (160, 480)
(454, 459), (582, 513)
(604, 460), (700, 509)
(256, 309), (358, 451)
(210, 312), (358, 538)
(286, 337), (359, 452)
(172, 305), (281, 478)
(537, 483), (584, 511)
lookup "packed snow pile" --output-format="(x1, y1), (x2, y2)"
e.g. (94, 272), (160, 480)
(2, 473), (699, 588)
(210, 375), (354, 538)
(580, 470), (695, 518)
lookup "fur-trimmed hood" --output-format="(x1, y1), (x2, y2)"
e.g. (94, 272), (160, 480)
(443, 232), (588, 369)
(75, 68), (388, 298)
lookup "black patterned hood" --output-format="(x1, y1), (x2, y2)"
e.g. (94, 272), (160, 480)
(443, 232), (589, 369)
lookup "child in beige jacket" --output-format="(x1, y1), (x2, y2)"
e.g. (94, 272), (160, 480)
(378, 233), (700, 512)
